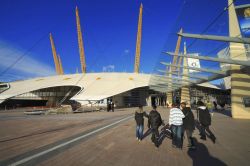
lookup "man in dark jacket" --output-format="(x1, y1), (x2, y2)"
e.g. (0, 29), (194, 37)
(148, 105), (164, 148)
(181, 102), (195, 149)
(197, 101), (216, 143)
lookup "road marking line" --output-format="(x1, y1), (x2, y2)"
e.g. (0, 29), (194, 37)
(9, 115), (133, 166)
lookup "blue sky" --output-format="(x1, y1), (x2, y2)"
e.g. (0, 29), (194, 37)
(0, 0), (248, 82)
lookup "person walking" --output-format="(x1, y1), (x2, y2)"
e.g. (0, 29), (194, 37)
(148, 105), (164, 148)
(206, 100), (214, 117)
(213, 101), (217, 111)
(111, 102), (115, 112)
(169, 103), (185, 149)
(197, 101), (216, 143)
(180, 102), (196, 149)
(107, 100), (110, 112)
(135, 106), (148, 141)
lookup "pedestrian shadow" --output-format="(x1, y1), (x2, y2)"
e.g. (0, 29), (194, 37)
(158, 126), (172, 146)
(194, 120), (216, 143)
(142, 127), (172, 147)
(188, 138), (226, 166)
(195, 120), (202, 133)
(214, 109), (232, 117)
(142, 128), (152, 140)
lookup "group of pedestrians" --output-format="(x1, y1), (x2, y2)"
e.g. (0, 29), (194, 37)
(135, 105), (164, 147)
(134, 101), (216, 149)
(107, 101), (114, 112)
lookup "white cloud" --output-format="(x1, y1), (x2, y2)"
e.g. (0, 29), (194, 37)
(0, 40), (55, 81)
(124, 49), (130, 54)
(102, 65), (115, 72)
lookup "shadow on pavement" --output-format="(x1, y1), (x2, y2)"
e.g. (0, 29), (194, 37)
(194, 120), (216, 143)
(195, 120), (202, 133)
(158, 126), (172, 146)
(214, 109), (232, 117)
(188, 138), (226, 166)
(142, 127), (172, 147)
(142, 128), (152, 140)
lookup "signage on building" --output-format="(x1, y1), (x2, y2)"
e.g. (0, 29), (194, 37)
(243, 97), (250, 107)
(236, 4), (250, 38)
(187, 53), (200, 73)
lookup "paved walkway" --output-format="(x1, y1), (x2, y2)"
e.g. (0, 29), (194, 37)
(0, 107), (249, 166)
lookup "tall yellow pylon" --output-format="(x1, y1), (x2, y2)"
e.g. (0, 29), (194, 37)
(228, 0), (250, 119)
(134, 3), (143, 73)
(76, 6), (87, 73)
(172, 28), (183, 72)
(57, 54), (64, 75)
(168, 28), (182, 105)
(167, 65), (173, 106)
(49, 33), (60, 75)
(180, 42), (190, 105)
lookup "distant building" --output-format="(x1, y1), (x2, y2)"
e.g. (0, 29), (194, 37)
(0, 73), (151, 108)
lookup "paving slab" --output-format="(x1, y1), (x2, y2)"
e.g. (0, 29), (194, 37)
(0, 107), (249, 166)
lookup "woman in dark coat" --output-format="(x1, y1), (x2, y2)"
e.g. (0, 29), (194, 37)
(181, 102), (195, 148)
(197, 101), (216, 143)
(135, 106), (148, 141)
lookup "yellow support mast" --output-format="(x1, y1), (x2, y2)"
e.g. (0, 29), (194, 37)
(76, 6), (87, 73)
(172, 28), (183, 72)
(57, 54), (64, 75)
(134, 3), (143, 73)
(49, 33), (60, 75)
(167, 64), (173, 106)
(228, 0), (250, 119)
(180, 42), (190, 104)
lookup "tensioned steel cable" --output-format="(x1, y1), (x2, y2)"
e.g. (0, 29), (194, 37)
(201, 29), (250, 69)
(58, 2), (137, 105)
(150, 1), (245, 92)
(0, 34), (48, 76)
(0, 7), (73, 77)
(146, 0), (233, 71)
(62, 2), (158, 104)
(186, 0), (235, 50)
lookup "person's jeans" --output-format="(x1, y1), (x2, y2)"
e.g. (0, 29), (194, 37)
(151, 127), (159, 147)
(171, 125), (183, 148)
(185, 129), (194, 147)
(200, 125), (206, 138)
(136, 124), (144, 140)
(201, 124), (215, 139)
